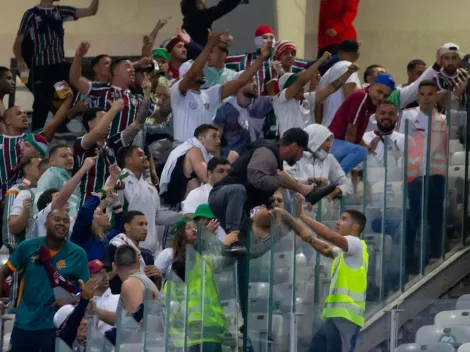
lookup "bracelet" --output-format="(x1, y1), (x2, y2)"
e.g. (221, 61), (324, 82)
(112, 204), (122, 211)
(96, 188), (108, 199)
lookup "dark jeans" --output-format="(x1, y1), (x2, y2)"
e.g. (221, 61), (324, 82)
(406, 175), (445, 275)
(208, 184), (251, 345)
(10, 327), (56, 352)
(30, 62), (70, 131)
(209, 184), (247, 240)
(317, 44), (342, 58)
(308, 318), (360, 352)
(189, 342), (223, 352)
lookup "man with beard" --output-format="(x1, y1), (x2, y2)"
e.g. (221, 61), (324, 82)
(86, 260), (120, 334)
(0, 208), (89, 351)
(161, 36), (188, 80)
(209, 127), (336, 254)
(13, 0), (99, 131)
(70, 42), (159, 137)
(214, 77), (273, 156)
(434, 43), (469, 108)
(362, 101), (405, 169)
(328, 73), (396, 174)
(171, 31), (273, 145)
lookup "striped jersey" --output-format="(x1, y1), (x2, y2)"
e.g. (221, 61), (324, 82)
(0, 133), (27, 198)
(225, 50), (310, 96)
(18, 6), (77, 67)
(85, 82), (157, 137)
(74, 133), (124, 206)
(434, 68), (469, 107)
(2, 180), (35, 251)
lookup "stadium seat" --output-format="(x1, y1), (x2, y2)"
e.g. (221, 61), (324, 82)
(451, 151), (467, 165)
(435, 309), (470, 326)
(416, 325), (470, 344)
(450, 140), (464, 155)
(396, 343), (455, 352)
(459, 343), (470, 352)
(457, 295), (470, 310)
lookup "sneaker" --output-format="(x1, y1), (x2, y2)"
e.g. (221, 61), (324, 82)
(222, 244), (247, 256)
(305, 184), (337, 205)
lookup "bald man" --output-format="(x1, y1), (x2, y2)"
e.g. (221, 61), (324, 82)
(0, 208), (89, 351)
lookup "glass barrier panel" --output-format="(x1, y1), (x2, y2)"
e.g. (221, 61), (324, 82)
(55, 338), (74, 352)
(164, 270), (188, 352)
(381, 135), (406, 300)
(142, 288), (166, 350)
(193, 225), (240, 352)
(245, 215), (275, 352)
(446, 91), (468, 251)
(464, 94), (470, 245)
(114, 296), (144, 352)
(86, 315), (114, 352)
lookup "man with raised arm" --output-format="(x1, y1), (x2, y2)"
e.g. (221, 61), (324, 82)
(69, 42), (164, 137)
(13, 0), (100, 131)
(295, 194), (368, 352)
(170, 31), (274, 145)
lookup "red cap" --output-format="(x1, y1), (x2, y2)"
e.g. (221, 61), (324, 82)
(255, 24), (274, 38)
(165, 37), (184, 54)
(88, 259), (105, 274)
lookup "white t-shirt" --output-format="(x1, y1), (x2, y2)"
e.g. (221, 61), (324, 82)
(331, 236), (364, 269)
(273, 89), (316, 137)
(30, 204), (75, 239)
(10, 189), (35, 237)
(93, 288), (119, 334)
(362, 131), (406, 167)
(318, 61), (361, 127)
(181, 183), (213, 214)
(170, 81), (222, 143)
(155, 248), (174, 281)
(181, 183), (227, 241)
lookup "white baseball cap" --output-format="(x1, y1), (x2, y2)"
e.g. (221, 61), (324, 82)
(53, 304), (74, 328)
(439, 43), (462, 58)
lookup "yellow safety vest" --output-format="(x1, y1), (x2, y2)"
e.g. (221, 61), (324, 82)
(321, 240), (368, 327)
(164, 253), (226, 347)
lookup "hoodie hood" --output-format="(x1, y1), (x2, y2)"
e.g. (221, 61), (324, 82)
(181, 0), (198, 16)
(304, 124), (333, 153)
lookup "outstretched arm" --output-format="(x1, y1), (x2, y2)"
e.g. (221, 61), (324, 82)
(314, 63), (360, 104)
(70, 42), (92, 95)
(220, 40), (273, 100)
(295, 194), (348, 252)
(42, 85), (74, 141)
(75, 0), (100, 18)
(51, 157), (97, 211)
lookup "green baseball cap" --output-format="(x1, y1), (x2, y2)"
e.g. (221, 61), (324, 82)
(193, 204), (215, 220)
(152, 48), (170, 62)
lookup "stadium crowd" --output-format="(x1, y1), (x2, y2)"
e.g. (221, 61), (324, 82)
(0, 0), (464, 351)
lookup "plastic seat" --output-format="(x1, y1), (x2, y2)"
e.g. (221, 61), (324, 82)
(416, 325), (470, 344)
(396, 343), (455, 352)
(450, 139), (464, 155)
(457, 295), (470, 310)
(451, 151), (467, 165)
(435, 309), (470, 326)
(459, 343), (470, 352)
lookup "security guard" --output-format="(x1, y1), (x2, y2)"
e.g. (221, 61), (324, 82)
(296, 199), (368, 352)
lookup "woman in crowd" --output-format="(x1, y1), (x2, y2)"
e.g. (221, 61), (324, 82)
(159, 216), (237, 351)
(70, 163), (124, 261)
